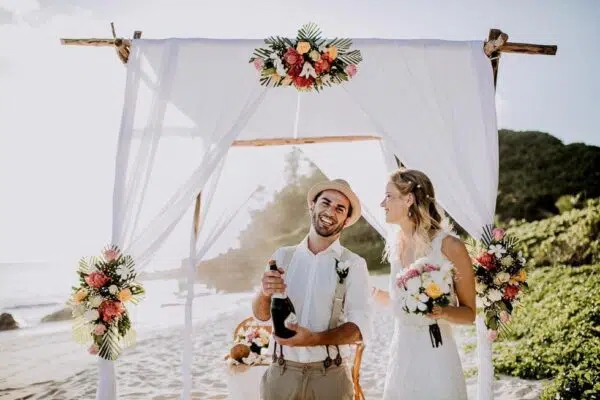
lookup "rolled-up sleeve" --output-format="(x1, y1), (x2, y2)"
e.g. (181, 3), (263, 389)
(344, 256), (373, 346)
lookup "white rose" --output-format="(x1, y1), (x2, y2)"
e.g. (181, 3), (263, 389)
(89, 296), (103, 308)
(488, 289), (503, 302)
(109, 285), (118, 295)
(475, 282), (487, 294)
(405, 278), (422, 294)
(72, 304), (85, 317)
(494, 272), (511, 285)
(84, 309), (100, 322)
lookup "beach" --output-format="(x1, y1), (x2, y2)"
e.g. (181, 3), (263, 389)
(0, 275), (546, 400)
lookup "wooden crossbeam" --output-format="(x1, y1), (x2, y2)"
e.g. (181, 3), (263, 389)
(230, 135), (381, 147)
(60, 25), (557, 68)
(484, 28), (557, 88)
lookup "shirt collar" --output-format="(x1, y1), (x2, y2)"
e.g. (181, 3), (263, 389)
(300, 235), (343, 258)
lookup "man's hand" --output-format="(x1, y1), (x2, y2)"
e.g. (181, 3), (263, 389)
(261, 266), (286, 297)
(273, 323), (316, 347)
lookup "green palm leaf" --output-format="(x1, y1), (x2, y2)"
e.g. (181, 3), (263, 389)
(297, 23), (322, 42)
(99, 325), (122, 361)
(327, 38), (353, 52)
(121, 328), (137, 349)
(337, 50), (363, 65)
(72, 316), (91, 344)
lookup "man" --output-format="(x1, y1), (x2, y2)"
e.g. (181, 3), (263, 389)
(252, 179), (372, 400)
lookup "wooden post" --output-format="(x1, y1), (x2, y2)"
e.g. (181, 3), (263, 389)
(193, 192), (202, 240)
(487, 29), (505, 88)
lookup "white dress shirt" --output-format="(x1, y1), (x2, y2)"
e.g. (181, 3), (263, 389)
(264, 236), (372, 363)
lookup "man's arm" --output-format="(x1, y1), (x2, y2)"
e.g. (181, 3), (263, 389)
(252, 291), (272, 322)
(276, 322), (361, 347)
(252, 249), (286, 322)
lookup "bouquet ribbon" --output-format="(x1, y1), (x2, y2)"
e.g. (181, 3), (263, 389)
(429, 322), (443, 348)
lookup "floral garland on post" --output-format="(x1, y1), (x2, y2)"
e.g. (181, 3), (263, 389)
(69, 246), (145, 360)
(467, 226), (528, 341)
(249, 23), (363, 92)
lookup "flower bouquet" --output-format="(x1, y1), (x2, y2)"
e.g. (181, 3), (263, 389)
(249, 23), (362, 92)
(468, 225), (528, 340)
(396, 257), (455, 348)
(226, 319), (272, 374)
(69, 246), (145, 360)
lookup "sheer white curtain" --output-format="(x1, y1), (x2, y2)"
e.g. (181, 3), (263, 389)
(97, 39), (267, 400)
(343, 39), (498, 400)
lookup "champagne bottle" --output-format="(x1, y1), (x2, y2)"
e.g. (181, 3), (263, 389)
(269, 260), (297, 338)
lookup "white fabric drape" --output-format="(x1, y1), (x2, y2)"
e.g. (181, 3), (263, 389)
(98, 37), (498, 399)
(342, 40), (497, 400)
(98, 39), (267, 400)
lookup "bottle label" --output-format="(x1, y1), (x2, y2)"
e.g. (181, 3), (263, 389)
(284, 312), (298, 328)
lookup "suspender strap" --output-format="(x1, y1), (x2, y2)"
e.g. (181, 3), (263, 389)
(325, 249), (348, 368)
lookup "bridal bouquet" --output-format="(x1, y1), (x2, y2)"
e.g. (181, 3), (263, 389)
(468, 225), (528, 341)
(69, 246), (145, 360)
(396, 257), (455, 347)
(249, 23), (362, 92)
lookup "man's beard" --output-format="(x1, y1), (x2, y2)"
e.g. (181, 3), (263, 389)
(312, 211), (345, 237)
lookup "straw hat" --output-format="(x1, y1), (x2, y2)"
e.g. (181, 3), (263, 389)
(306, 179), (362, 227)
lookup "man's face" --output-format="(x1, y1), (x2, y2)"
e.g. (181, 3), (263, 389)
(310, 189), (351, 237)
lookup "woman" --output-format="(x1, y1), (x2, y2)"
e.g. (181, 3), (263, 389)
(373, 168), (476, 399)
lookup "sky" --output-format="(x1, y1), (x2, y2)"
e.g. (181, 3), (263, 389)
(0, 0), (598, 265)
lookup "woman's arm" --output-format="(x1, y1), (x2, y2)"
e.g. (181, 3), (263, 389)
(371, 287), (391, 307)
(428, 236), (476, 324)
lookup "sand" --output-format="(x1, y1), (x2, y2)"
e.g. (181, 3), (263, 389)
(0, 276), (546, 399)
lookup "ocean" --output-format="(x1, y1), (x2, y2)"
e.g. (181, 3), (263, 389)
(0, 262), (255, 335)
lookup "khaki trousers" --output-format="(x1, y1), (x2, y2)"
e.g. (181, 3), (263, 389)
(260, 359), (354, 400)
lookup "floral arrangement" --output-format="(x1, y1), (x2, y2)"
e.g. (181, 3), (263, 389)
(69, 246), (145, 360)
(227, 322), (271, 367)
(249, 23), (362, 92)
(468, 225), (528, 341)
(396, 257), (455, 347)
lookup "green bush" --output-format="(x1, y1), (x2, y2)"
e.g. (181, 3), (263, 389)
(493, 265), (600, 399)
(506, 199), (600, 267)
(496, 130), (600, 222)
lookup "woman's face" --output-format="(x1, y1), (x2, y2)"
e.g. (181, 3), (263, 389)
(381, 181), (410, 224)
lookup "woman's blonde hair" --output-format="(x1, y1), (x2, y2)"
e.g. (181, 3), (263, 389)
(384, 168), (450, 263)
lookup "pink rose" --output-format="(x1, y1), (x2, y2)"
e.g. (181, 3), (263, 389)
(404, 268), (421, 280)
(487, 329), (498, 341)
(423, 264), (440, 273)
(284, 48), (301, 65)
(345, 64), (357, 77)
(499, 311), (511, 324)
(98, 300), (125, 323)
(253, 58), (264, 71)
(492, 228), (505, 241)
(85, 272), (111, 289)
(88, 343), (99, 355)
(315, 59), (330, 74)
(93, 324), (107, 336)
(103, 248), (120, 262)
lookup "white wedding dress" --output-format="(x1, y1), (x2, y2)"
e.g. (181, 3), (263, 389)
(382, 231), (468, 400)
